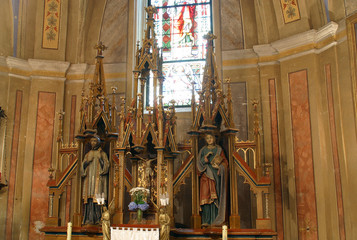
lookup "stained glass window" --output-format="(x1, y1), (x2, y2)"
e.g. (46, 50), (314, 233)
(150, 0), (212, 107)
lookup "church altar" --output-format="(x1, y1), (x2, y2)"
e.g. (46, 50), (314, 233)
(42, 5), (276, 240)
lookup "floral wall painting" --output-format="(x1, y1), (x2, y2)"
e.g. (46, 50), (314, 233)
(42, 0), (61, 49)
(280, 0), (301, 24)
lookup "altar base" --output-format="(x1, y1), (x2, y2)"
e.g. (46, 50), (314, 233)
(171, 228), (277, 240)
(42, 226), (103, 240)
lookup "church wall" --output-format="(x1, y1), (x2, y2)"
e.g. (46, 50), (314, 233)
(333, 34), (357, 240)
(100, 0), (129, 63)
(83, 1), (107, 64)
(327, 0), (346, 22)
(0, 59), (32, 240)
(220, 0), (244, 51)
(33, 0), (69, 61)
(1, 2), (357, 240)
(253, 0), (280, 45)
(305, 0), (326, 29)
(240, 0), (258, 49)
(17, 0), (37, 59)
(345, 1), (357, 16)
(0, 0), (13, 57)
(0, 57), (30, 240)
(65, 0), (82, 64)
(220, 20), (357, 240)
(5, 90), (22, 240)
(28, 91), (57, 240)
(315, 42), (348, 240)
(19, 61), (68, 240)
(279, 54), (340, 240)
(260, 66), (284, 240)
(0, 58), (71, 240)
(271, 0), (311, 39)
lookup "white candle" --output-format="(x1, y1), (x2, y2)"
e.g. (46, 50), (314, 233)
(222, 225), (227, 240)
(67, 222), (72, 240)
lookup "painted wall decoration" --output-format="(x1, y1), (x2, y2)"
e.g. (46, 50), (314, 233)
(42, 0), (61, 49)
(280, 0), (301, 24)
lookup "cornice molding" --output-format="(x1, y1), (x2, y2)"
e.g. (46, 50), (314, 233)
(0, 56), (7, 68)
(66, 64), (89, 80)
(6, 56), (31, 75)
(271, 29), (317, 53)
(315, 21), (339, 42)
(222, 49), (257, 60)
(253, 44), (278, 58)
(28, 59), (70, 77)
(222, 21), (346, 68)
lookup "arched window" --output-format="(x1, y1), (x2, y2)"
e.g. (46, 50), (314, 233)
(150, 0), (212, 107)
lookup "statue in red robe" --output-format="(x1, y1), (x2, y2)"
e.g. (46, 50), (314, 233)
(197, 133), (228, 227)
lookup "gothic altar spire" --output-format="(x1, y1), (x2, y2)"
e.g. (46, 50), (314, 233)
(78, 41), (117, 133)
(192, 32), (233, 130)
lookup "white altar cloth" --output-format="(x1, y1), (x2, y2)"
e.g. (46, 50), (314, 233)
(111, 226), (159, 240)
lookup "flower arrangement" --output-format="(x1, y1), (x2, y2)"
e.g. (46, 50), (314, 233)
(128, 187), (150, 222)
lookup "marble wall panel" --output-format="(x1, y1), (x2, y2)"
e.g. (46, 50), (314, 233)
(5, 90), (23, 240)
(221, 0), (244, 50)
(29, 92), (56, 240)
(325, 64), (345, 240)
(269, 79), (284, 240)
(100, 0), (128, 63)
(288, 70), (318, 240)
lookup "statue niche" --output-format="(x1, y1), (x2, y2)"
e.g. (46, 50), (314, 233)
(81, 136), (109, 225)
(197, 133), (228, 227)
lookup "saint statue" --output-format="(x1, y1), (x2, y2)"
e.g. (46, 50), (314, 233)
(101, 206), (110, 240)
(101, 199), (115, 240)
(159, 208), (170, 240)
(81, 136), (109, 225)
(197, 133), (228, 227)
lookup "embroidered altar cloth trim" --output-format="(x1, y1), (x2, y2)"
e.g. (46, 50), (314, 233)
(111, 227), (159, 240)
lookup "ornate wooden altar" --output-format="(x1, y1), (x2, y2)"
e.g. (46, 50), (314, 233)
(42, 5), (276, 240)
(113, 5), (177, 225)
(170, 33), (275, 239)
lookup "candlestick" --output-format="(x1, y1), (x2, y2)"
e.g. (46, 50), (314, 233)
(66, 222), (72, 240)
(222, 225), (227, 240)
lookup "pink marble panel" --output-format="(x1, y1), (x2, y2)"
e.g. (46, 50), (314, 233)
(269, 79), (284, 240)
(289, 70), (318, 240)
(325, 64), (345, 240)
(29, 92), (56, 240)
(6, 90), (23, 240)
